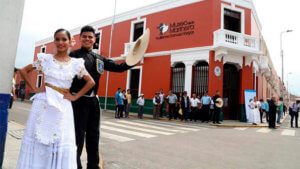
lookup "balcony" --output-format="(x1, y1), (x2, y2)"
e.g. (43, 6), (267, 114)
(213, 29), (261, 56)
(123, 42), (135, 56)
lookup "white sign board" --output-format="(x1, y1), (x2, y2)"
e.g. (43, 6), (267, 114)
(244, 90), (256, 122)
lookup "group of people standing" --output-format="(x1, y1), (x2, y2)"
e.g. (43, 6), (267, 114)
(115, 87), (132, 118)
(151, 89), (223, 124)
(248, 96), (298, 129)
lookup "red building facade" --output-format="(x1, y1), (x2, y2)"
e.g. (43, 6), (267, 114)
(17, 0), (284, 121)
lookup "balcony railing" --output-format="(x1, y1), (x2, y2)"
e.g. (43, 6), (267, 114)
(214, 29), (261, 53)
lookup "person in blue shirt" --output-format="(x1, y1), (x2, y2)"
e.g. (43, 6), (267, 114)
(201, 91), (212, 123)
(265, 99), (269, 122)
(115, 87), (123, 118)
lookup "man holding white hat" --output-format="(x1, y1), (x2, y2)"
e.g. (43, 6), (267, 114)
(70, 25), (150, 169)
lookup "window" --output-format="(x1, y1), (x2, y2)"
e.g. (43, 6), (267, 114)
(41, 46), (46, 53)
(224, 8), (241, 33)
(171, 63), (185, 94)
(36, 74), (43, 88)
(93, 32), (101, 50)
(192, 61), (209, 96)
(133, 22), (144, 42)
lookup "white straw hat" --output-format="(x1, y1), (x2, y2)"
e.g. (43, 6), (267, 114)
(125, 28), (150, 66)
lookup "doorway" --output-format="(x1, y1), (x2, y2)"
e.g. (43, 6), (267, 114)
(223, 64), (240, 120)
(127, 67), (142, 99)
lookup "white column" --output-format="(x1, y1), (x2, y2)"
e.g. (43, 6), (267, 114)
(183, 61), (194, 97)
(0, 0), (25, 93)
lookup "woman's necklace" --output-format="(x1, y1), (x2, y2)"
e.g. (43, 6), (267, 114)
(53, 55), (71, 69)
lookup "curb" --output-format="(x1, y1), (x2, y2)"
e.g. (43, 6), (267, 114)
(104, 110), (184, 122)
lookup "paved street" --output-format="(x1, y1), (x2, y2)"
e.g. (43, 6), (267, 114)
(5, 101), (300, 169)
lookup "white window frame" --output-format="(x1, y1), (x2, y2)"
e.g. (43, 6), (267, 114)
(36, 74), (43, 88)
(126, 66), (143, 97)
(130, 18), (147, 42)
(92, 29), (102, 54)
(40, 45), (46, 53)
(221, 3), (245, 34)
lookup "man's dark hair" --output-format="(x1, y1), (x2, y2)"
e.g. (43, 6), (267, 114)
(118, 87), (121, 90)
(80, 25), (95, 36)
(127, 89), (130, 91)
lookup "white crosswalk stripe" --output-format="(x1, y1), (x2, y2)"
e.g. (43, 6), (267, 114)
(101, 125), (156, 138)
(101, 131), (135, 142)
(118, 120), (187, 133)
(142, 119), (204, 129)
(102, 121), (174, 135)
(256, 128), (272, 133)
(134, 120), (200, 132)
(234, 127), (248, 131)
(281, 129), (296, 136)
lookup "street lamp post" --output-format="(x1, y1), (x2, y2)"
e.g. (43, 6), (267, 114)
(280, 29), (292, 97)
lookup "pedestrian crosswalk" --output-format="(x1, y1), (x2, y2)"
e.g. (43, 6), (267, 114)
(234, 127), (297, 136)
(99, 119), (299, 143)
(99, 119), (203, 143)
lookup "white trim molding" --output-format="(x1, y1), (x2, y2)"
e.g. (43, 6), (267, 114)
(126, 66), (143, 97)
(171, 49), (210, 66)
(115, 46), (212, 61)
(223, 54), (243, 70)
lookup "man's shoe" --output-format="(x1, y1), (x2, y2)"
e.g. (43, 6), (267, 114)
(217, 122), (221, 124)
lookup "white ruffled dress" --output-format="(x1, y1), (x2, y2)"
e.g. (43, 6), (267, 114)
(16, 53), (87, 169)
(248, 101), (260, 124)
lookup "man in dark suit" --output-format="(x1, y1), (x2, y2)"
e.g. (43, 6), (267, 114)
(268, 97), (277, 129)
(70, 26), (133, 169)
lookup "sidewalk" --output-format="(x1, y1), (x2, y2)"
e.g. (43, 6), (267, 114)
(105, 110), (289, 128)
(2, 121), (102, 169)
(210, 113), (289, 128)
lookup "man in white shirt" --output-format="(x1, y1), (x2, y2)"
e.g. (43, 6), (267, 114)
(190, 93), (200, 122)
(137, 94), (145, 119)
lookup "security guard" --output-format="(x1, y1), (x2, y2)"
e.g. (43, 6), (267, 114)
(70, 25), (132, 169)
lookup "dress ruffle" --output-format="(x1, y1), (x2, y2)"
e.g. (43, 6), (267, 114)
(33, 53), (87, 81)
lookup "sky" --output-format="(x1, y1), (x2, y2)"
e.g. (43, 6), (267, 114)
(15, 0), (300, 96)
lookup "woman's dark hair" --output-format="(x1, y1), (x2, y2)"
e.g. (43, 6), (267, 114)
(54, 28), (71, 40)
(80, 25), (95, 35)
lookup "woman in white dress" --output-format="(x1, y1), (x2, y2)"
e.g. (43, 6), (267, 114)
(16, 29), (95, 169)
(248, 97), (260, 125)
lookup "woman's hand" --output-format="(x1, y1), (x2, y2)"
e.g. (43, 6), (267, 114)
(33, 86), (46, 93)
(63, 93), (78, 101)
